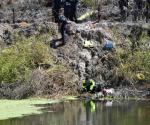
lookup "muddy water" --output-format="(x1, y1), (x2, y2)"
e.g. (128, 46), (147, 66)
(0, 100), (150, 125)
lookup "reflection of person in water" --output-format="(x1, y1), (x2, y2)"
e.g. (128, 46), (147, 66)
(83, 100), (96, 125)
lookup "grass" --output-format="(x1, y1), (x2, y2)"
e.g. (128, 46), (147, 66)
(0, 34), (53, 83)
(0, 32), (77, 98)
(62, 96), (78, 101)
(111, 26), (150, 84)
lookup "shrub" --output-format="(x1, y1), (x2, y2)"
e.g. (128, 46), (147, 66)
(116, 49), (150, 83)
(0, 34), (52, 83)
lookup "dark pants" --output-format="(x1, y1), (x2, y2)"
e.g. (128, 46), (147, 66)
(52, 8), (60, 23)
(64, 9), (72, 20)
(60, 25), (66, 44)
(72, 8), (77, 22)
(64, 5), (76, 21)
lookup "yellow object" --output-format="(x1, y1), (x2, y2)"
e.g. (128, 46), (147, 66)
(82, 79), (95, 91)
(83, 40), (94, 48)
(89, 79), (95, 91)
(78, 11), (94, 21)
(82, 80), (86, 89)
(136, 73), (145, 80)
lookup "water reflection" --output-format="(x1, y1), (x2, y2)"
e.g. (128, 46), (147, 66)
(0, 100), (150, 125)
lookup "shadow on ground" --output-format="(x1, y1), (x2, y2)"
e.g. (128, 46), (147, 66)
(50, 39), (65, 49)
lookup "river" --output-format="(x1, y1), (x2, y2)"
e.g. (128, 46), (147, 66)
(0, 100), (149, 125)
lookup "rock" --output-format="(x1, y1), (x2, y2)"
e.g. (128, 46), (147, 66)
(78, 62), (85, 73)
(77, 22), (113, 42)
(15, 22), (57, 37)
(94, 92), (104, 98)
(0, 23), (13, 45)
(104, 88), (115, 95)
(79, 49), (92, 61)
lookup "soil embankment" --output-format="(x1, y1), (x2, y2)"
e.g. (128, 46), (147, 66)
(0, 0), (149, 99)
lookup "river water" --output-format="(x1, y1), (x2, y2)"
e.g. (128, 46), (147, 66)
(0, 100), (149, 125)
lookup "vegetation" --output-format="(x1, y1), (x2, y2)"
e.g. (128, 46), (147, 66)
(116, 49), (150, 82)
(82, 0), (101, 9)
(113, 28), (150, 84)
(0, 34), (52, 83)
(0, 32), (77, 99)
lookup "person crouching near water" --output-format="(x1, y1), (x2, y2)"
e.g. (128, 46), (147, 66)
(58, 8), (70, 45)
(81, 77), (106, 94)
(82, 76), (95, 93)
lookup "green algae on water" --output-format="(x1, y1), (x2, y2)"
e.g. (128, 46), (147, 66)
(62, 96), (78, 101)
(0, 99), (60, 120)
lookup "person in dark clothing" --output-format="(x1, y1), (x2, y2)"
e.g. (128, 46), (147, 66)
(64, 0), (72, 20)
(71, 0), (78, 22)
(64, 0), (78, 22)
(58, 9), (69, 45)
(118, 0), (128, 21)
(52, 0), (63, 23)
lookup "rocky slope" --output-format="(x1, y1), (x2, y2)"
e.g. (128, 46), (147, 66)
(0, 0), (150, 99)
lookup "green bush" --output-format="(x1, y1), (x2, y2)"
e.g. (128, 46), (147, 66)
(116, 49), (150, 82)
(112, 26), (150, 83)
(0, 35), (52, 83)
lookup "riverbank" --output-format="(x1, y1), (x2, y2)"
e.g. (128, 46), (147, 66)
(0, 0), (150, 99)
